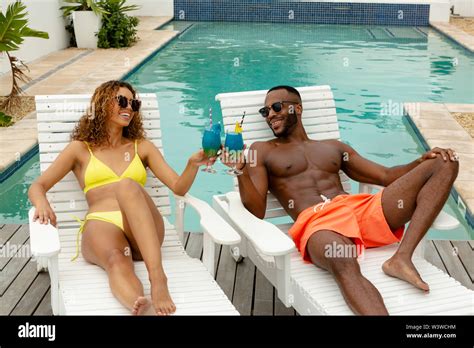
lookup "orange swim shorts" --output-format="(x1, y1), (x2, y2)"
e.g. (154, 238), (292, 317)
(288, 190), (405, 262)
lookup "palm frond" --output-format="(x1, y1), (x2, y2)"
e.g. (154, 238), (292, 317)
(0, 1), (48, 104)
(0, 1), (49, 52)
(60, 0), (109, 17)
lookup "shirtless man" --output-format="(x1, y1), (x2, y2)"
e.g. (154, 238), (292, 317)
(222, 85), (459, 315)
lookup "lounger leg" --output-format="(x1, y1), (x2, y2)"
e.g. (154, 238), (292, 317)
(36, 256), (48, 273)
(48, 255), (60, 315)
(175, 198), (186, 244)
(202, 232), (216, 277)
(229, 239), (245, 263)
(275, 254), (292, 307)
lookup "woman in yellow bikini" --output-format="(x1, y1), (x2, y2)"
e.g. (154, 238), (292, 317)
(28, 80), (215, 315)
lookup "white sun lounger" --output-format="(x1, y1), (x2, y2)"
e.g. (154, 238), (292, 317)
(212, 85), (473, 315)
(29, 93), (241, 315)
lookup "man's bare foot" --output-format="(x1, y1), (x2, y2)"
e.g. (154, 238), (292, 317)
(132, 296), (156, 315)
(150, 276), (176, 316)
(382, 255), (429, 291)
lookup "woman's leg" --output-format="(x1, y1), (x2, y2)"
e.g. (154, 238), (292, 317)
(81, 220), (154, 315)
(114, 178), (176, 315)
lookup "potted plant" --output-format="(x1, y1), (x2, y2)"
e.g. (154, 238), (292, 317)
(60, 0), (108, 49)
(97, 0), (140, 48)
(0, 1), (49, 111)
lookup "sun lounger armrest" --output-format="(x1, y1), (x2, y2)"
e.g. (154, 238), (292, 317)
(359, 182), (385, 194)
(432, 210), (460, 230)
(28, 207), (60, 258)
(174, 194), (241, 245)
(225, 192), (296, 256)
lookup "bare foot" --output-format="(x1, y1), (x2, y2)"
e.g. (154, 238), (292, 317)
(382, 256), (429, 291)
(132, 296), (156, 315)
(150, 277), (176, 316)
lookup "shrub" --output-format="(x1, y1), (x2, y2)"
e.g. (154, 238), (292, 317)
(0, 111), (13, 127)
(97, 0), (140, 49)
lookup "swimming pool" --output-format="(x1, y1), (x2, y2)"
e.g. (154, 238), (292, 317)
(2, 21), (473, 240)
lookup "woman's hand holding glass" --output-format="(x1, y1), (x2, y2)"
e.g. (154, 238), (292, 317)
(189, 149), (218, 168)
(201, 126), (222, 173)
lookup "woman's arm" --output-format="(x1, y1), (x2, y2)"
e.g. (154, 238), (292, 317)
(141, 140), (213, 196)
(28, 141), (80, 226)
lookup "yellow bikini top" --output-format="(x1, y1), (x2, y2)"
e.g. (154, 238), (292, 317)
(83, 140), (147, 194)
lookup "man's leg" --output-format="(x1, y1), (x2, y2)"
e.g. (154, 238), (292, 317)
(307, 230), (389, 315)
(380, 156), (459, 290)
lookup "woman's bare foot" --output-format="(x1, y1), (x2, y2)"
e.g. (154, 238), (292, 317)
(382, 255), (429, 291)
(132, 296), (156, 315)
(150, 276), (176, 316)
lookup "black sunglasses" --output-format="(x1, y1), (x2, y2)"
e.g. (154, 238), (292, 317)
(259, 101), (299, 118)
(116, 95), (141, 112)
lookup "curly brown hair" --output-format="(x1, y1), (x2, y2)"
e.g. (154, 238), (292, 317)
(71, 80), (146, 148)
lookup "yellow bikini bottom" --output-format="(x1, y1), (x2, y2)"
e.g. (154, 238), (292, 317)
(72, 211), (124, 261)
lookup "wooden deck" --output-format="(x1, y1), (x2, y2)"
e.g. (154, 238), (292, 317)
(1, 223), (472, 316)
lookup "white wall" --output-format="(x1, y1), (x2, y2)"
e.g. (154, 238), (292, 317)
(451, 0), (474, 16)
(0, 0), (69, 74)
(128, 0), (174, 17)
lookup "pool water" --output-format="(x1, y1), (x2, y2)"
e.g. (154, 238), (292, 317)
(2, 22), (473, 240)
(0, 154), (39, 223)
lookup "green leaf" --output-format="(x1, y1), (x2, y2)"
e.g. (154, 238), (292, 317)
(97, 0), (140, 48)
(20, 27), (49, 40)
(0, 1), (49, 101)
(0, 0), (49, 53)
(60, 0), (109, 17)
(0, 112), (13, 127)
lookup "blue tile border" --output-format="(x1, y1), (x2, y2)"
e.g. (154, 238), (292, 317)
(174, 1), (430, 26)
(404, 114), (474, 230)
(0, 144), (39, 184)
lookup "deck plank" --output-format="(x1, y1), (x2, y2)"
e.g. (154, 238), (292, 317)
(0, 224), (20, 245)
(33, 288), (53, 316)
(10, 272), (51, 315)
(183, 231), (190, 251)
(468, 241), (474, 250)
(0, 228), (31, 295)
(0, 224), (29, 271)
(213, 243), (221, 276)
(215, 245), (237, 303)
(451, 241), (474, 281)
(253, 269), (273, 315)
(274, 289), (296, 316)
(433, 240), (473, 290)
(185, 232), (203, 260)
(232, 257), (256, 315)
(424, 240), (448, 274)
(0, 261), (38, 315)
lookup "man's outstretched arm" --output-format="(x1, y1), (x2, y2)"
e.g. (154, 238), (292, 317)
(334, 141), (458, 187)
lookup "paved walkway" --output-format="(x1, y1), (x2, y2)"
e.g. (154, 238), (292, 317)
(431, 21), (474, 52)
(405, 102), (474, 220)
(0, 16), (176, 177)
